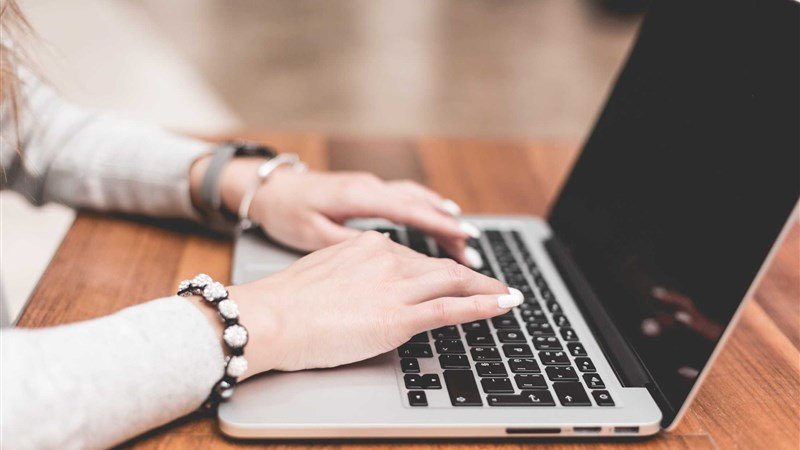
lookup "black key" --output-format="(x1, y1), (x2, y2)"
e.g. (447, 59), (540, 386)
(421, 374), (442, 389)
(401, 358), (420, 373)
(509, 358), (540, 373)
(443, 370), (483, 406)
(481, 377), (514, 393)
(502, 344), (533, 358)
(461, 320), (489, 333)
(546, 300), (562, 313)
(522, 309), (548, 323)
(407, 228), (432, 256)
(583, 373), (605, 389)
(487, 390), (555, 406)
(533, 274), (548, 289)
(539, 350), (570, 366)
(515, 374), (547, 389)
(408, 332), (429, 343)
(497, 329), (526, 343)
(471, 347), (501, 361)
(431, 326), (460, 340)
(539, 287), (554, 301)
(404, 374), (423, 389)
(407, 390), (428, 406)
(575, 357), (596, 372)
(553, 381), (591, 406)
(476, 362), (508, 377)
(439, 354), (470, 369)
(560, 327), (579, 342)
(491, 315), (520, 329)
(398, 343), (433, 358)
(435, 339), (466, 354)
(553, 314), (571, 327)
(567, 342), (587, 356)
(526, 322), (555, 336)
(532, 336), (562, 350)
(546, 366), (579, 381)
(592, 390), (615, 406)
(466, 332), (495, 347)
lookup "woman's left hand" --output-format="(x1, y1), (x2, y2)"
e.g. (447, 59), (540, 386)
(248, 168), (482, 267)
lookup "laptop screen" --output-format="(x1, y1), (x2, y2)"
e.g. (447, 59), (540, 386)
(548, 0), (799, 426)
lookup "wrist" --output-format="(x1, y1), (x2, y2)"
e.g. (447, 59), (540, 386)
(225, 283), (283, 378)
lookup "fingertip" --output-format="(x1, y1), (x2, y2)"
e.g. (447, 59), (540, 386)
(459, 221), (481, 239)
(497, 287), (524, 309)
(441, 199), (462, 216)
(464, 247), (484, 269)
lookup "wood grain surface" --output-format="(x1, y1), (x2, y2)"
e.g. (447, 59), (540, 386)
(17, 133), (799, 449)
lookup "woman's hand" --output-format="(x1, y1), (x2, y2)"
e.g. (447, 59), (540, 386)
(250, 169), (482, 267)
(213, 232), (522, 377)
(190, 155), (483, 268)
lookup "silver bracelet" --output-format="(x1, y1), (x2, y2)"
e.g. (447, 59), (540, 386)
(178, 274), (248, 409)
(237, 153), (307, 231)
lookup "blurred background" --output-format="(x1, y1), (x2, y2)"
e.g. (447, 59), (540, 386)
(2, 0), (644, 320)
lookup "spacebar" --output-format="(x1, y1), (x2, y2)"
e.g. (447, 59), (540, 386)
(443, 370), (483, 406)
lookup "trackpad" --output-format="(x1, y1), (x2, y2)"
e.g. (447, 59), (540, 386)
(232, 230), (304, 284)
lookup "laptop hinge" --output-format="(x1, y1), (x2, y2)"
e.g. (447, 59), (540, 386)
(543, 236), (651, 388)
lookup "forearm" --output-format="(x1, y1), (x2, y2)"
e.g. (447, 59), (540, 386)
(0, 297), (224, 449)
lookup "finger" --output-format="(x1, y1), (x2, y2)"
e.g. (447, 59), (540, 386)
(402, 289), (524, 333)
(395, 259), (507, 301)
(388, 180), (462, 216)
(435, 238), (479, 268)
(310, 214), (362, 248)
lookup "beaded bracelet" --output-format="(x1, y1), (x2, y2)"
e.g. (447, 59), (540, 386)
(177, 273), (248, 409)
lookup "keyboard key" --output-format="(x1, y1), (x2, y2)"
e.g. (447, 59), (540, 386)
(421, 374), (442, 389)
(398, 343), (433, 358)
(553, 382), (591, 406)
(461, 320), (489, 333)
(546, 366), (579, 381)
(407, 228), (432, 256)
(487, 390), (555, 406)
(526, 322), (555, 336)
(546, 300), (562, 313)
(509, 358), (540, 373)
(466, 332), (495, 347)
(533, 275), (548, 289)
(583, 373), (605, 389)
(592, 390), (615, 406)
(567, 342), (587, 356)
(539, 350), (570, 366)
(575, 357), (596, 372)
(533, 336), (562, 350)
(408, 332), (429, 343)
(540, 288), (554, 302)
(404, 374), (424, 389)
(522, 309), (548, 323)
(476, 362), (508, 377)
(435, 339), (466, 354)
(443, 370), (483, 406)
(439, 354), (470, 369)
(497, 329), (526, 343)
(502, 344), (533, 357)
(515, 374), (547, 389)
(560, 327), (578, 341)
(491, 315), (520, 329)
(553, 314), (571, 327)
(471, 347), (501, 361)
(400, 358), (420, 373)
(407, 391), (428, 406)
(432, 326), (460, 340)
(481, 377), (514, 393)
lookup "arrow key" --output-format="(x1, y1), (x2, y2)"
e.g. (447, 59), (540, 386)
(553, 381), (591, 406)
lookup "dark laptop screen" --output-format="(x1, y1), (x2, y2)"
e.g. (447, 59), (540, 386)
(549, 0), (799, 425)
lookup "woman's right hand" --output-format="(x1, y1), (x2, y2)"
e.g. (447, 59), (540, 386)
(224, 231), (522, 377)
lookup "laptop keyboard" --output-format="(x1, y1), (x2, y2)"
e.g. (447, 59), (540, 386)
(379, 227), (614, 408)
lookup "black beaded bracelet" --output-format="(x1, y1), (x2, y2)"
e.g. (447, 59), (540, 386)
(177, 274), (248, 409)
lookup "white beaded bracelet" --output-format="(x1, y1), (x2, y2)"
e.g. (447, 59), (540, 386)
(178, 273), (248, 408)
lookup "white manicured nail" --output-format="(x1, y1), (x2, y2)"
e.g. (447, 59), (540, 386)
(497, 287), (524, 309)
(459, 221), (481, 239)
(441, 199), (462, 216)
(464, 247), (484, 269)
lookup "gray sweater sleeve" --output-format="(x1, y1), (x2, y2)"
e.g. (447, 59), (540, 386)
(0, 67), (212, 218)
(0, 297), (225, 449)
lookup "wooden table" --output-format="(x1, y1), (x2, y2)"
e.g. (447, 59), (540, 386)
(18, 134), (799, 449)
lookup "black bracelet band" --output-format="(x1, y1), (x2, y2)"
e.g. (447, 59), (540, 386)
(177, 274), (249, 409)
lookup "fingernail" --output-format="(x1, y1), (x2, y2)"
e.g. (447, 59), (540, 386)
(441, 199), (462, 216)
(497, 287), (524, 309)
(459, 221), (481, 239)
(464, 247), (484, 269)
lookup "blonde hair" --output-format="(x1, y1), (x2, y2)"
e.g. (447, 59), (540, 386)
(1, 0), (34, 141)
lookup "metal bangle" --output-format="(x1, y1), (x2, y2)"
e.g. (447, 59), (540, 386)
(237, 153), (308, 231)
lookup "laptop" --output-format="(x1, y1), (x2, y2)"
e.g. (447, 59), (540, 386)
(222, 0), (799, 439)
